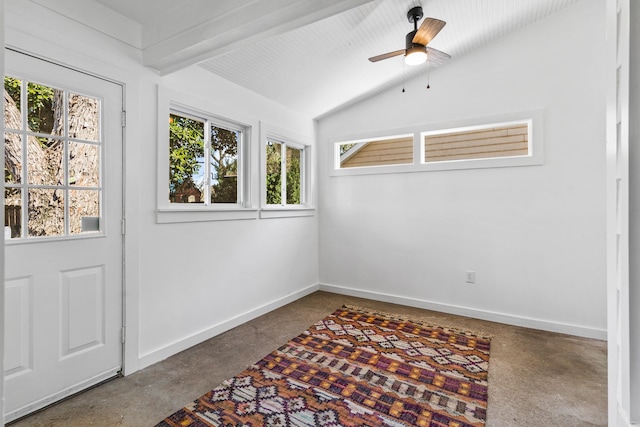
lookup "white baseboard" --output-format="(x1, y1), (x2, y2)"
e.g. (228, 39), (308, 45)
(137, 284), (319, 370)
(318, 283), (607, 340)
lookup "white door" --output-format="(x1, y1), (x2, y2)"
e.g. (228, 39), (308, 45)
(3, 50), (123, 422)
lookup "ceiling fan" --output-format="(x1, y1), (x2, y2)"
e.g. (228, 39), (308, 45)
(369, 6), (451, 66)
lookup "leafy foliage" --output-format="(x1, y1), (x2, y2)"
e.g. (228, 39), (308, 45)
(169, 114), (204, 202)
(266, 142), (282, 204)
(265, 141), (302, 205)
(5, 77), (60, 144)
(27, 82), (56, 134)
(210, 126), (238, 203)
(4, 77), (21, 110)
(286, 147), (301, 204)
(339, 143), (356, 155)
(168, 116), (240, 204)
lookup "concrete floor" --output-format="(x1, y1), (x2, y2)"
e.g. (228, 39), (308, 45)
(9, 291), (607, 427)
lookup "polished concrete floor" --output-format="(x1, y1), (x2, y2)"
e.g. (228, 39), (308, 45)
(9, 291), (607, 426)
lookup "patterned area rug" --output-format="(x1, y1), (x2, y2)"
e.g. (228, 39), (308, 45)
(156, 305), (491, 427)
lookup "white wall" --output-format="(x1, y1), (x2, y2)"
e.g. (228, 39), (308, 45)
(317, 0), (607, 338)
(5, 0), (318, 373)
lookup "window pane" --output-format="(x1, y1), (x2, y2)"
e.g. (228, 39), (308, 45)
(266, 141), (282, 204)
(69, 142), (99, 187)
(338, 142), (356, 156)
(338, 136), (413, 169)
(68, 93), (100, 142)
(69, 190), (99, 235)
(28, 188), (64, 237)
(27, 82), (63, 136)
(4, 77), (22, 130)
(28, 139), (63, 185)
(210, 126), (238, 204)
(423, 123), (529, 163)
(286, 146), (302, 205)
(169, 113), (204, 204)
(5, 188), (22, 239)
(5, 132), (22, 184)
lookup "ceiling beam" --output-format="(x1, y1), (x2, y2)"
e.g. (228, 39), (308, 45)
(142, 0), (374, 75)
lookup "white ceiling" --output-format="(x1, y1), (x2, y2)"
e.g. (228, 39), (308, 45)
(91, 0), (579, 118)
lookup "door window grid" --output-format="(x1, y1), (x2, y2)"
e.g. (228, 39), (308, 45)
(4, 76), (102, 239)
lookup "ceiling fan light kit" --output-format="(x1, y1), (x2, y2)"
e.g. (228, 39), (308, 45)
(405, 46), (427, 65)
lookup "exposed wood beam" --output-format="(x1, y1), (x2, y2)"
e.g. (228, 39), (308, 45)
(142, 0), (374, 75)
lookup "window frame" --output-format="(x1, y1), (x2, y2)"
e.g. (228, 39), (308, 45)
(157, 86), (257, 223)
(260, 122), (314, 219)
(330, 110), (544, 176)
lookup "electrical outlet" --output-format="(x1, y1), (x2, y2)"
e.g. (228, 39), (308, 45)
(466, 270), (476, 284)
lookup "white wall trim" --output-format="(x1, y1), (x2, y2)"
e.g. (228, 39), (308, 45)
(618, 406), (634, 427)
(319, 283), (607, 340)
(137, 284), (320, 370)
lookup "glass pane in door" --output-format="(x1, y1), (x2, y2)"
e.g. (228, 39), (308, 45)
(69, 142), (99, 187)
(27, 82), (64, 136)
(28, 188), (64, 237)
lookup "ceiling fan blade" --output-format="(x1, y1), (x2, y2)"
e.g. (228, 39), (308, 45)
(426, 47), (452, 66)
(413, 18), (446, 46)
(368, 49), (405, 62)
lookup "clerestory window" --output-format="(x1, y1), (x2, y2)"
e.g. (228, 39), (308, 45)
(332, 112), (543, 176)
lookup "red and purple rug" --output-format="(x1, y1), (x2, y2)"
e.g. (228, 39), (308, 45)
(156, 305), (491, 427)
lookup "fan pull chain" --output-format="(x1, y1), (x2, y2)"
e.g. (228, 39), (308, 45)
(426, 62), (431, 89)
(402, 62), (406, 93)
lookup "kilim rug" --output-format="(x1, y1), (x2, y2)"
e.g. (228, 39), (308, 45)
(156, 305), (491, 427)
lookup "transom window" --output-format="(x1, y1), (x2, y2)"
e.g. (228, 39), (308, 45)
(422, 121), (530, 163)
(332, 113), (541, 175)
(4, 76), (102, 239)
(337, 135), (413, 169)
(169, 110), (244, 205)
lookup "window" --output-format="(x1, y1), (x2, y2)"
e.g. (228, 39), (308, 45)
(169, 111), (243, 205)
(4, 76), (102, 239)
(259, 121), (314, 218)
(265, 138), (305, 206)
(331, 111), (543, 176)
(157, 85), (258, 223)
(422, 121), (530, 163)
(337, 135), (413, 169)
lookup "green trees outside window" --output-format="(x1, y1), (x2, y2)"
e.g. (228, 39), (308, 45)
(265, 139), (302, 205)
(169, 112), (240, 204)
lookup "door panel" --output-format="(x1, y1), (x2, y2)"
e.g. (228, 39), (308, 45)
(3, 50), (123, 422)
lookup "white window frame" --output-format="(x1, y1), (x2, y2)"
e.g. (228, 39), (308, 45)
(330, 110), (544, 176)
(157, 86), (258, 223)
(260, 121), (314, 219)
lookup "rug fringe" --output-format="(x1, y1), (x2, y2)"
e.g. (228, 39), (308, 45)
(341, 304), (494, 339)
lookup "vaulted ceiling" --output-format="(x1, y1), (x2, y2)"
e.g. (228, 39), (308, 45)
(70, 0), (579, 118)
